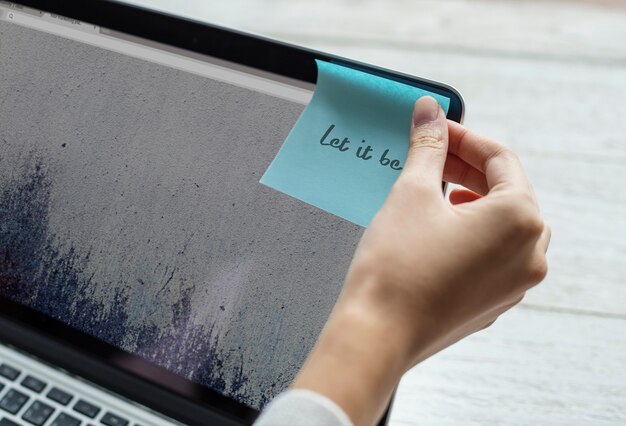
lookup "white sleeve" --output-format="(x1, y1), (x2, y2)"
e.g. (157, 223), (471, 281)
(254, 389), (353, 426)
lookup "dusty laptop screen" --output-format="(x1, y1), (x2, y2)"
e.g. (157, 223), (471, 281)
(0, 11), (362, 409)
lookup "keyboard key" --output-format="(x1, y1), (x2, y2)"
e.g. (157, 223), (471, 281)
(22, 400), (54, 425)
(0, 418), (21, 426)
(73, 399), (100, 418)
(100, 412), (129, 426)
(0, 389), (29, 414)
(21, 376), (47, 393)
(0, 365), (20, 381)
(50, 412), (81, 426)
(46, 387), (73, 406)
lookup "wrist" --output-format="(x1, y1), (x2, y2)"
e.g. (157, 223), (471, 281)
(342, 261), (447, 367)
(292, 294), (413, 425)
(332, 294), (416, 372)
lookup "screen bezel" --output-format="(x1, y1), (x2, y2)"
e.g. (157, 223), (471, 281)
(1, 1), (464, 424)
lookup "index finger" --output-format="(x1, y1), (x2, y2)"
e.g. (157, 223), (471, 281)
(447, 120), (532, 193)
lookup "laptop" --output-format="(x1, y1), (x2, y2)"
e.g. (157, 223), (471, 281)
(0, 1), (464, 425)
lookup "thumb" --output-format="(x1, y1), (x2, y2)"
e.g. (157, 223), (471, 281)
(402, 96), (448, 191)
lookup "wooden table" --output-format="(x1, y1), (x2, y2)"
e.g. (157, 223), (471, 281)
(129, 0), (626, 423)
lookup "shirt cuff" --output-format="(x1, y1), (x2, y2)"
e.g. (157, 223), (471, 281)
(254, 389), (353, 426)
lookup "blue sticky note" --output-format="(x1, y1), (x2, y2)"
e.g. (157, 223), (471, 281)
(261, 60), (450, 227)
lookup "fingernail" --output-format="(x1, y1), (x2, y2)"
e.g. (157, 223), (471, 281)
(413, 96), (440, 127)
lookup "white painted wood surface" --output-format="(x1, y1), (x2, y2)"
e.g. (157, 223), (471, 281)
(126, 0), (626, 423)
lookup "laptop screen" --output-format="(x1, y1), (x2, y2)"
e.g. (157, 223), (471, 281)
(0, 5), (363, 410)
(0, 5), (459, 416)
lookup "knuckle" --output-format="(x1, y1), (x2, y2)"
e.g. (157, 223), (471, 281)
(481, 319), (496, 331)
(501, 147), (520, 162)
(528, 257), (549, 283)
(498, 146), (520, 164)
(410, 125), (445, 151)
(482, 145), (517, 169)
(501, 200), (543, 238)
(519, 213), (544, 238)
(508, 292), (525, 306)
(544, 222), (552, 239)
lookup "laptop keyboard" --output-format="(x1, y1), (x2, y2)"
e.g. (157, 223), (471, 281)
(0, 346), (179, 426)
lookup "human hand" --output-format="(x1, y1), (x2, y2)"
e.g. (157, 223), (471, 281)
(342, 96), (550, 366)
(292, 96), (550, 425)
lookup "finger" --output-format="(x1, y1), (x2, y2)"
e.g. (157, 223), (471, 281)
(443, 153), (489, 195)
(449, 188), (482, 205)
(447, 120), (531, 193)
(402, 96), (448, 192)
